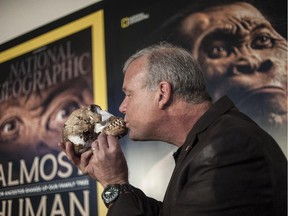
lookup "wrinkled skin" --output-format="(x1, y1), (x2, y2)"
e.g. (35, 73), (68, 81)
(180, 2), (287, 131)
(0, 78), (93, 161)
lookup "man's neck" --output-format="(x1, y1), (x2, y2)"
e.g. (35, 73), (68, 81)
(162, 100), (212, 147)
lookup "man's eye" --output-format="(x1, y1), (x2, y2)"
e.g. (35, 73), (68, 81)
(252, 34), (274, 49)
(125, 93), (131, 98)
(208, 45), (229, 58)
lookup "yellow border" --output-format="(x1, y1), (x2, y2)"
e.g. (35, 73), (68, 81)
(0, 10), (107, 216)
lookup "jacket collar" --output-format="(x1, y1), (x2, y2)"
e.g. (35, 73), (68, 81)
(174, 96), (236, 164)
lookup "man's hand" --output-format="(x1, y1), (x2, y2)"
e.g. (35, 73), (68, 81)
(59, 133), (129, 188)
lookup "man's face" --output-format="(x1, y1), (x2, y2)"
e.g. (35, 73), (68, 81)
(180, 2), (287, 127)
(119, 57), (159, 141)
(0, 79), (93, 160)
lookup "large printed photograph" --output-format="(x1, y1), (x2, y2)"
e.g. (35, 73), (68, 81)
(0, 7), (106, 216)
(0, 0), (286, 214)
(105, 0), (287, 201)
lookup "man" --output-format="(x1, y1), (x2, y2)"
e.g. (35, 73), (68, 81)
(61, 43), (287, 215)
(159, 0), (287, 152)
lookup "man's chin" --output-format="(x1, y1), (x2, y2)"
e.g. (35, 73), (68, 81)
(128, 135), (142, 141)
(127, 132), (137, 141)
(128, 132), (152, 142)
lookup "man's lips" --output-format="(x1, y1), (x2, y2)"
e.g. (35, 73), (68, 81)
(124, 120), (129, 128)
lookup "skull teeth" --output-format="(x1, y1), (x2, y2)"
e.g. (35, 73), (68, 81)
(108, 119), (124, 128)
(103, 118), (126, 135)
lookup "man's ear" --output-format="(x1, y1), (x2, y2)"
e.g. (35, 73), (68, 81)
(157, 81), (172, 109)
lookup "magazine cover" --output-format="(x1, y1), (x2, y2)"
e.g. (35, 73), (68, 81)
(0, 7), (106, 216)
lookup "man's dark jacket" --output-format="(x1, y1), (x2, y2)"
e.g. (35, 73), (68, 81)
(108, 96), (287, 216)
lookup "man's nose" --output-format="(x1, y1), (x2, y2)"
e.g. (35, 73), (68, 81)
(232, 48), (273, 74)
(119, 100), (126, 114)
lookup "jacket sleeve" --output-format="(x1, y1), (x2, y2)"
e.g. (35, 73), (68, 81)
(107, 186), (162, 216)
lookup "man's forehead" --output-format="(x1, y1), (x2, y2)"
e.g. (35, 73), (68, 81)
(123, 62), (147, 92)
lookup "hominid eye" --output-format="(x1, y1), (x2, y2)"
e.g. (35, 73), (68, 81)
(252, 34), (274, 49)
(208, 45), (229, 58)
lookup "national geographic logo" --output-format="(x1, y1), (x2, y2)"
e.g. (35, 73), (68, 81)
(121, 12), (149, 28)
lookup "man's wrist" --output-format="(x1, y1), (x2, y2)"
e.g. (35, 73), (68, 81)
(101, 184), (134, 208)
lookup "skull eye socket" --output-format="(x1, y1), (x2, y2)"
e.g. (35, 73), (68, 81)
(88, 104), (101, 113)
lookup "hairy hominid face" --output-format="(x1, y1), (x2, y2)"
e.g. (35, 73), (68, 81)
(0, 78), (93, 160)
(180, 2), (287, 129)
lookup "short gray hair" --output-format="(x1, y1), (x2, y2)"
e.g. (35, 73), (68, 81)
(123, 42), (211, 103)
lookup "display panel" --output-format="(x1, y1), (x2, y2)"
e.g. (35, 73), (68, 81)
(104, 0), (287, 200)
(0, 7), (107, 216)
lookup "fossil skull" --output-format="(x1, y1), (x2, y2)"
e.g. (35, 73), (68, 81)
(62, 104), (127, 155)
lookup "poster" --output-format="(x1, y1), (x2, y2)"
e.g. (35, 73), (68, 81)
(0, 0), (286, 214)
(0, 6), (107, 216)
(104, 0), (287, 201)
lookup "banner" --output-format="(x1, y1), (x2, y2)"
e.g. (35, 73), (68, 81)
(0, 0), (286, 214)
(0, 6), (107, 216)
(104, 0), (287, 201)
